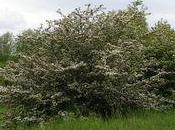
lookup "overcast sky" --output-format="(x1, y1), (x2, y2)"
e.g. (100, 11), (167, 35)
(0, 0), (175, 34)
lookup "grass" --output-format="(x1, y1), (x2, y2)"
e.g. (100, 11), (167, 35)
(0, 106), (7, 125)
(0, 105), (175, 130)
(14, 110), (175, 130)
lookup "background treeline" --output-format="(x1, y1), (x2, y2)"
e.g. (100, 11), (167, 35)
(0, 32), (14, 67)
(0, 0), (175, 127)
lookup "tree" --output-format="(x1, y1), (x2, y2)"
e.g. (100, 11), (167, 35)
(0, 32), (13, 63)
(143, 20), (175, 99)
(1, 1), (174, 127)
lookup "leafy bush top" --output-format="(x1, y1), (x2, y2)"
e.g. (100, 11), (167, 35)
(1, 0), (175, 126)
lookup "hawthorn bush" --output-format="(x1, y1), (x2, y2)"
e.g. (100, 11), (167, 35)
(1, 0), (175, 126)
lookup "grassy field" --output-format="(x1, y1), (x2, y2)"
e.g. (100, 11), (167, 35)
(0, 106), (175, 130)
(0, 106), (7, 125)
(14, 110), (175, 130)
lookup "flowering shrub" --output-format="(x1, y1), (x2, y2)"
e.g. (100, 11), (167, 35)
(1, 0), (175, 126)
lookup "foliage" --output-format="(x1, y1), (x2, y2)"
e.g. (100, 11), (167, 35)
(1, 0), (175, 126)
(0, 32), (14, 63)
(143, 20), (175, 100)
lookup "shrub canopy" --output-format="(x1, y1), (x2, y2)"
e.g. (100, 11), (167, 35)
(1, 0), (175, 126)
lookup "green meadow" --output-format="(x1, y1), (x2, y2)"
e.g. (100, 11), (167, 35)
(1, 108), (174, 130)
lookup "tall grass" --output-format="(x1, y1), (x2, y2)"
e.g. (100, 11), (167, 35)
(0, 106), (7, 125)
(15, 110), (175, 130)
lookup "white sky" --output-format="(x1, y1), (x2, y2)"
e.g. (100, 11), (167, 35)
(0, 0), (175, 34)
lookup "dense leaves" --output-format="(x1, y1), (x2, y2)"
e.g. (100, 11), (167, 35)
(1, 0), (175, 126)
(0, 32), (14, 65)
